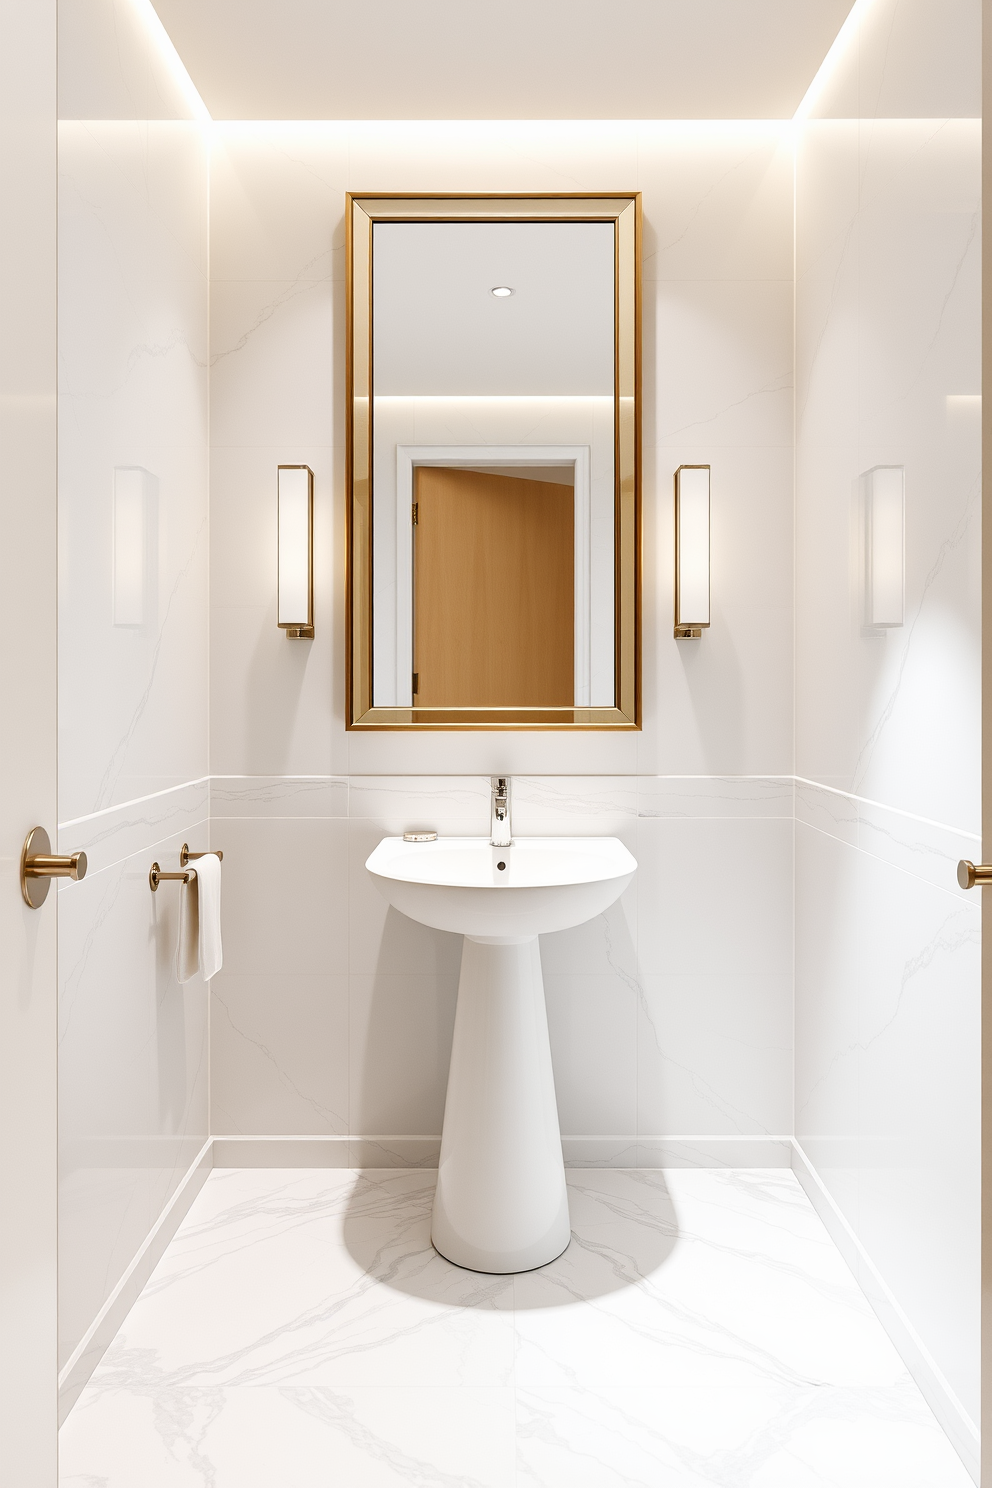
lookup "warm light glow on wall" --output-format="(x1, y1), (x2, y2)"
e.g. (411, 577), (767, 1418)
(793, 0), (877, 121)
(674, 465), (710, 638)
(278, 465), (314, 638)
(127, 0), (211, 122)
(113, 467), (147, 627)
(865, 465), (905, 628)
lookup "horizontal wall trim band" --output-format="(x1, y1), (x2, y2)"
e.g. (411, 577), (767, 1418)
(59, 777), (211, 831)
(794, 776), (979, 842)
(60, 775), (972, 845)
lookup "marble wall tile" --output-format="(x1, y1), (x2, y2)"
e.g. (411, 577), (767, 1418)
(348, 775), (492, 833)
(794, 823), (862, 1228)
(795, 809), (981, 1431)
(637, 973), (793, 1137)
(638, 775), (793, 819)
(651, 280), (793, 449)
(58, 827), (209, 1369)
(544, 970), (638, 1137)
(208, 124), (349, 285)
(854, 848), (980, 1426)
(794, 778), (859, 846)
(638, 122), (794, 283)
(216, 817), (350, 977)
(58, 117), (209, 819)
(510, 776), (639, 836)
(210, 775), (348, 820)
(796, 96), (981, 831)
(794, 0), (981, 1441)
(210, 278), (335, 451)
(634, 815), (793, 979)
(210, 974), (348, 1137)
(349, 973), (459, 1137)
(57, 1), (211, 1378)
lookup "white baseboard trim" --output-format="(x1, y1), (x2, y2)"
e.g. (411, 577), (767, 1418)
(212, 1134), (442, 1168)
(57, 1138), (213, 1427)
(562, 1134), (793, 1167)
(212, 1133), (794, 1170)
(790, 1139), (979, 1485)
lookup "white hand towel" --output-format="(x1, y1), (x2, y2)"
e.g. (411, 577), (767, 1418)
(175, 871), (199, 985)
(194, 852), (223, 981)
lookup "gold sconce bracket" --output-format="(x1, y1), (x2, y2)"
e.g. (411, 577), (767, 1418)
(20, 826), (87, 909)
(674, 626), (702, 639)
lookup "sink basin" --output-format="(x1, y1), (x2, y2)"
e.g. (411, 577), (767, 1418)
(365, 835), (636, 942)
(366, 834), (637, 1274)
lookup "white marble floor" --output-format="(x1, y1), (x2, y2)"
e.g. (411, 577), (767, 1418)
(60, 1167), (973, 1487)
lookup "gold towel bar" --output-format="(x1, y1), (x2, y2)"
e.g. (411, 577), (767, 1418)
(149, 863), (195, 892)
(149, 846), (223, 892)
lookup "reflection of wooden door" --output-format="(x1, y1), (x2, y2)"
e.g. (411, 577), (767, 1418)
(413, 466), (574, 707)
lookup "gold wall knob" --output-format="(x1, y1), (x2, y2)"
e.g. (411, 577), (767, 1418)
(957, 860), (992, 890)
(20, 826), (87, 909)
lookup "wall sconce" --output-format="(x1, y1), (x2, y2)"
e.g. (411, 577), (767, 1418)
(278, 465), (314, 638)
(865, 465), (904, 628)
(674, 465), (710, 638)
(113, 467), (148, 626)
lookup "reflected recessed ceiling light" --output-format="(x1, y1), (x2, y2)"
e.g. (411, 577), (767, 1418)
(491, 286), (514, 297)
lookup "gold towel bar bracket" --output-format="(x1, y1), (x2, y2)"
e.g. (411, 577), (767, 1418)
(149, 846), (223, 892)
(957, 860), (992, 890)
(180, 843), (223, 867)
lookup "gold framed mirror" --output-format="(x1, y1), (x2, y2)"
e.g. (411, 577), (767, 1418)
(346, 192), (641, 730)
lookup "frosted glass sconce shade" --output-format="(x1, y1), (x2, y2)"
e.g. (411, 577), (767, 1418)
(674, 465), (710, 638)
(113, 467), (147, 626)
(278, 465), (314, 638)
(866, 466), (904, 628)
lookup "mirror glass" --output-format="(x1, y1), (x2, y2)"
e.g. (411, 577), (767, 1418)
(372, 220), (615, 709)
(347, 195), (640, 729)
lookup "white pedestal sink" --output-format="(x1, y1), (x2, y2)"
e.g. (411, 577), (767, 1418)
(365, 835), (637, 1273)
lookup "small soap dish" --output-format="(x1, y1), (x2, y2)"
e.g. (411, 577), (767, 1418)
(403, 831), (438, 843)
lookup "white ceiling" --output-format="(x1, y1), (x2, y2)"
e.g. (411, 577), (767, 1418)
(373, 221), (615, 396)
(150, 0), (856, 121)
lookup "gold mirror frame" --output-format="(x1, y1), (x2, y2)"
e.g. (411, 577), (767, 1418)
(345, 192), (641, 730)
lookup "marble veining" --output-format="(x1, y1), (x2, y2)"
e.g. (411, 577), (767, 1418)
(59, 1166), (972, 1486)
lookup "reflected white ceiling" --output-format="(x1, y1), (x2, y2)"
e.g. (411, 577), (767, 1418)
(150, 0), (855, 120)
(373, 222), (616, 396)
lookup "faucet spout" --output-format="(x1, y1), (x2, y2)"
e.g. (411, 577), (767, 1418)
(490, 776), (511, 847)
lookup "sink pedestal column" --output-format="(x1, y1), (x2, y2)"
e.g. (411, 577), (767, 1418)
(431, 935), (570, 1273)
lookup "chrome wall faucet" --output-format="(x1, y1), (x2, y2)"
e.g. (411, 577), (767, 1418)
(490, 776), (511, 847)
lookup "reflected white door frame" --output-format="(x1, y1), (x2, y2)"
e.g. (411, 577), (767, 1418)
(393, 445), (593, 706)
